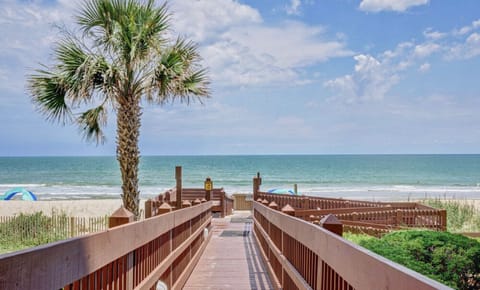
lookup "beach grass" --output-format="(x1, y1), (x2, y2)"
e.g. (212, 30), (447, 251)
(420, 197), (480, 232)
(0, 211), (108, 254)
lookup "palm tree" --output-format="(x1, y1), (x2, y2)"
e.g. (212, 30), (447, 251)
(27, 0), (210, 219)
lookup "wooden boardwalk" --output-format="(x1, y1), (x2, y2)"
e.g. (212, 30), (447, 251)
(184, 211), (273, 290)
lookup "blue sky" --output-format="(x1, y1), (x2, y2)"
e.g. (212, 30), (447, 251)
(0, 0), (479, 156)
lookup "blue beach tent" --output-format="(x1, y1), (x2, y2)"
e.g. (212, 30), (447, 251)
(1, 188), (37, 201)
(267, 188), (297, 195)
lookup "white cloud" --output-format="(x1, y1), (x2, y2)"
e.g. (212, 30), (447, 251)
(418, 62), (431, 72)
(200, 21), (351, 86)
(286, 0), (302, 15)
(423, 28), (446, 40)
(170, 0), (351, 86)
(413, 43), (440, 58)
(170, 0), (262, 42)
(447, 32), (480, 60)
(0, 1), (74, 91)
(325, 54), (400, 102)
(359, 0), (429, 12)
(453, 18), (480, 36)
(325, 40), (434, 103)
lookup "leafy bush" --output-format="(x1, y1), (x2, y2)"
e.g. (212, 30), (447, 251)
(358, 230), (480, 290)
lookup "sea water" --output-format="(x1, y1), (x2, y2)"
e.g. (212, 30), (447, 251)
(0, 155), (479, 201)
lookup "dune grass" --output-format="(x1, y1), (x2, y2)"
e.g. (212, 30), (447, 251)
(0, 211), (108, 254)
(421, 197), (480, 232)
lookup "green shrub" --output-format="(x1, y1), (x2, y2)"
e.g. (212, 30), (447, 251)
(359, 230), (480, 290)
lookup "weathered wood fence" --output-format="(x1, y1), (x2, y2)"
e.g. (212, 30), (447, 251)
(0, 215), (108, 242)
(0, 202), (212, 290)
(253, 201), (451, 290)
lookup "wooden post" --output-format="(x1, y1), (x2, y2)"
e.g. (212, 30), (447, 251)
(145, 199), (153, 219)
(281, 204), (295, 216)
(158, 202), (173, 215)
(253, 172), (261, 201)
(176, 166), (182, 210)
(320, 214), (343, 236)
(440, 209), (447, 231)
(204, 177), (213, 201)
(70, 217), (75, 237)
(268, 201), (279, 211)
(109, 207), (134, 228)
(182, 200), (192, 208)
(395, 209), (404, 226)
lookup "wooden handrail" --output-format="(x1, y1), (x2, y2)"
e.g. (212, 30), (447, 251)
(253, 202), (451, 290)
(0, 202), (212, 290)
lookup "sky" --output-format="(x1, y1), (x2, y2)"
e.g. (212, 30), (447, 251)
(0, 0), (479, 156)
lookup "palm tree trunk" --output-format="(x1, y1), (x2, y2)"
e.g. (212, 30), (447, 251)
(116, 95), (142, 220)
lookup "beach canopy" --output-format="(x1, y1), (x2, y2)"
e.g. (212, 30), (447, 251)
(267, 188), (297, 195)
(1, 187), (37, 201)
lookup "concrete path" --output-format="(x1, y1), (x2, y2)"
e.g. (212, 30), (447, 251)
(183, 211), (273, 290)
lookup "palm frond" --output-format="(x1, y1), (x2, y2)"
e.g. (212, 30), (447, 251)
(55, 38), (115, 104)
(28, 70), (72, 124)
(150, 37), (210, 103)
(77, 105), (108, 144)
(179, 68), (210, 97)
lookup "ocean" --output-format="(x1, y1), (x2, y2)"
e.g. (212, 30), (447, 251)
(0, 155), (479, 201)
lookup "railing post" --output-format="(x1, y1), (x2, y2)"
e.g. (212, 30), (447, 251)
(158, 202), (173, 215)
(204, 177), (212, 201)
(269, 201), (279, 211)
(176, 166), (182, 210)
(281, 204), (295, 216)
(320, 214), (343, 237)
(145, 199), (153, 219)
(396, 209), (404, 226)
(108, 206), (134, 228)
(440, 209), (447, 231)
(302, 197), (309, 210)
(193, 198), (201, 206)
(253, 172), (261, 201)
(182, 200), (192, 208)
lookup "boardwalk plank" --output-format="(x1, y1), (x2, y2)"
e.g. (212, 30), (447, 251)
(184, 212), (273, 290)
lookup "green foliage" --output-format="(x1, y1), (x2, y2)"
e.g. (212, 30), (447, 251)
(422, 198), (480, 232)
(358, 230), (480, 290)
(0, 212), (70, 254)
(343, 232), (374, 244)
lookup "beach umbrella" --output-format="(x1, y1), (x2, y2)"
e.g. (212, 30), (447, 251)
(1, 188), (37, 201)
(267, 188), (297, 195)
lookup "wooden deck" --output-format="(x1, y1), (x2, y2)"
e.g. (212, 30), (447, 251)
(184, 211), (274, 290)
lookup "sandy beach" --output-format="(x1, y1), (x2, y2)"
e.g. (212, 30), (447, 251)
(1, 197), (479, 218)
(0, 199), (146, 217)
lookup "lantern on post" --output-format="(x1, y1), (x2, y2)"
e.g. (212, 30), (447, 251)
(204, 177), (213, 201)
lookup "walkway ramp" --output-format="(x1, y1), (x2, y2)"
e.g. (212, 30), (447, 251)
(184, 211), (273, 289)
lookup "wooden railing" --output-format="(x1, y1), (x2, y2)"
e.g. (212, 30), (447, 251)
(147, 188), (233, 217)
(0, 202), (212, 290)
(257, 191), (417, 210)
(256, 191), (446, 233)
(253, 201), (451, 290)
